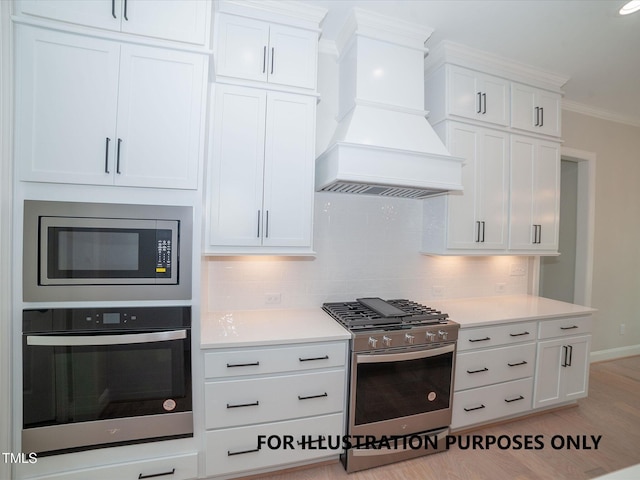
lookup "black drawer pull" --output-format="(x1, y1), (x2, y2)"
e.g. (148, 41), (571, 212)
(299, 355), (329, 362)
(505, 395), (525, 403)
(509, 331), (530, 337)
(228, 448), (259, 457)
(297, 435), (326, 446)
(298, 392), (328, 401)
(138, 469), (175, 479)
(227, 401), (259, 409)
(507, 360), (528, 367)
(467, 367), (489, 374)
(560, 325), (579, 330)
(226, 361), (259, 368)
(464, 404), (486, 412)
(469, 337), (491, 343)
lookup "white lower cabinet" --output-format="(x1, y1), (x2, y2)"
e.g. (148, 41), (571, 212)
(203, 341), (347, 478)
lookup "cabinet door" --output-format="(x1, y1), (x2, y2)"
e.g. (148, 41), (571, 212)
(267, 25), (318, 90)
(209, 85), (267, 247)
(15, 26), (120, 185)
(562, 335), (591, 401)
(509, 135), (536, 249)
(448, 66), (508, 126)
(536, 90), (562, 137)
(114, 44), (205, 189)
(511, 83), (561, 137)
(121, 0), (209, 45)
(532, 140), (560, 250)
(533, 337), (564, 408)
(262, 92), (315, 247)
(479, 75), (509, 126)
(215, 14), (269, 83)
(18, 0), (122, 31)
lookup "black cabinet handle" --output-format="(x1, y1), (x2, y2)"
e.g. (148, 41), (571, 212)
(562, 345), (568, 367)
(256, 210), (261, 238)
(104, 137), (111, 173)
(227, 401), (259, 409)
(116, 138), (122, 174)
(467, 367), (489, 374)
(262, 46), (266, 73)
(226, 361), (260, 368)
(228, 448), (259, 457)
(265, 210), (269, 238)
(111, 0), (117, 18)
(504, 395), (525, 403)
(509, 331), (530, 337)
(297, 435), (325, 446)
(477, 92), (482, 114)
(138, 469), (175, 479)
(560, 325), (579, 330)
(299, 355), (329, 362)
(123, 0), (128, 21)
(271, 47), (275, 75)
(481, 221), (485, 242)
(464, 404), (486, 412)
(535, 106), (540, 126)
(567, 344), (573, 366)
(540, 107), (544, 126)
(537, 225), (542, 243)
(298, 392), (328, 401)
(476, 221), (481, 242)
(469, 337), (491, 343)
(482, 93), (487, 114)
(507, 360), (528, 367)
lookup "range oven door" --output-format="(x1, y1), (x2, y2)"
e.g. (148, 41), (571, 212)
(22, 329), (192, 455)
(350, 343), (455, 437)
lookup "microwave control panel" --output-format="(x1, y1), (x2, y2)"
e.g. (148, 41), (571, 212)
(156, 230), (172, 278)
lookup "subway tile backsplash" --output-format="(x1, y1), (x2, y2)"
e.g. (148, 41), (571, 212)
(204, 192), (529, 311)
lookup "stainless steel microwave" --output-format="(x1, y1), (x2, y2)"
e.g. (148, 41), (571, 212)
(23, 201), (192, 302)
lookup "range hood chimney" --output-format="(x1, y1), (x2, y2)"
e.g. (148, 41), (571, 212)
(316, 8), (463, 198)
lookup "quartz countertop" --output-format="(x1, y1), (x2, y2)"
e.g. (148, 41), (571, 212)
(201, 308), (351, 349)
(430, 294), (596, 328)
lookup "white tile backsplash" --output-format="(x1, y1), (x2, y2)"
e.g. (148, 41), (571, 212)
(204, 193), (530, 311)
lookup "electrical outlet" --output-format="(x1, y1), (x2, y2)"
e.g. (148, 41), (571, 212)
(432, 285), (445, 297)
(265, 293), (282, 305)
(620, 324), (626, 335)
(495, 283), (506, 293)
(510, 264), (527, 276)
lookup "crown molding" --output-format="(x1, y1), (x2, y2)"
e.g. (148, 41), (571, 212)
(216, 0), (327, 29)
(562, 100), (640, 128)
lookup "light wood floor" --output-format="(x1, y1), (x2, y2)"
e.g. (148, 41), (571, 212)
(258, 355), (640, 480)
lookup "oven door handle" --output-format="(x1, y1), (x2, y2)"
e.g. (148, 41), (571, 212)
(26, 330), (187, 346)
(356, 343), (455, 364)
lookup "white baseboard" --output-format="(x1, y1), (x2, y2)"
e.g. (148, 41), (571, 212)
(590, 344), (640, 363)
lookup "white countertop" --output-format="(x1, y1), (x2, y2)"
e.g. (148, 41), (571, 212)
(201, 308), (351, 349)
(431, 294), (596, 328)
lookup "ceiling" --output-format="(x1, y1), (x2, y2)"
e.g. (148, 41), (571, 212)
(303, 0), (640, 126)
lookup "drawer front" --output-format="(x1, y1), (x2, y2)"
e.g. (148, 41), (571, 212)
(455, 342), (535, 391)
(452, 377), (533, 430)
(205, 413), (343, 477)
(205, 369), (345, 429)
(538, 316), (592, 340)
(204, 341), (347, 378)
(457, 322), (537, 351)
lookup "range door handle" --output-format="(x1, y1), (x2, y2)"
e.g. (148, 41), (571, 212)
(26, 329), (187, 346)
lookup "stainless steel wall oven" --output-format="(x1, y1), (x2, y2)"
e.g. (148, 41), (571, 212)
(22, 306), (192, 456)
(23, 200), (192, 302)
(323, 298), (459, 473)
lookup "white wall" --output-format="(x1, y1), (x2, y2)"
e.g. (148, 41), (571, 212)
(562, 110), (640, 354)
(204, 192), (530, 311)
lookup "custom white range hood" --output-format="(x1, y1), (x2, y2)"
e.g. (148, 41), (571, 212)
(316, 9), (463, 198)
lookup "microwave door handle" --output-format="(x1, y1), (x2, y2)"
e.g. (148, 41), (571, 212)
(26, 329), (187, 347)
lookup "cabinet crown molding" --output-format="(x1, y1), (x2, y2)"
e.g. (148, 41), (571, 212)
(426, 40), (570, 93)
(216, 0), (327, 30)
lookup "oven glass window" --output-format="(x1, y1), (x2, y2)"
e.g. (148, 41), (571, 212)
(354, 350), (453, 425)
(23, 338), (191, 428)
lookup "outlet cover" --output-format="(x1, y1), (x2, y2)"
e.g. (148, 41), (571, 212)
(265, 293), (282, 305)
(510, 264), (527, 276)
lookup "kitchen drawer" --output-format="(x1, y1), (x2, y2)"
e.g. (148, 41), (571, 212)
(205, 369), (345, 429)
(457, 322), (537, 351)
(538, 316), (592, 340)
(455, 342), (535, 391)
(205, 413), (343, 477)
(452, 377), (533, 430)
(204, 341), (347, 378)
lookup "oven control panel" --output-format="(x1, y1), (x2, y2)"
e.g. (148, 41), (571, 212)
(353, 322), (459, 352)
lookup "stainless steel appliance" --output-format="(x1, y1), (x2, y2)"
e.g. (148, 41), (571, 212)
(22, 306), (192, 456)
(322, 298), (459, 473)
(23, 200), (192, 302)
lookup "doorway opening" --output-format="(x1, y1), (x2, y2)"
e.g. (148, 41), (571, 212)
(538, 148), (595, 306)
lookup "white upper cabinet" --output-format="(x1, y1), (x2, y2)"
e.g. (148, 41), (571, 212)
(509, 135), (560, 252)
(15, 25), (206, 189)
(425, 64), (509, 127)
(206, 85), (316, 254)
(214, 14), (319, 90)
(17, 0), (211, 46)
(511, 82), (562, 137)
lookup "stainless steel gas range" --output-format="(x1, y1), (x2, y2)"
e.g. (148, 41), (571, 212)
(322, 297), (459, 473)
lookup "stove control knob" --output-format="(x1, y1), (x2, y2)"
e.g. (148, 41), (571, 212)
(368, 337), (378, 348)
(426, 331), (436, 342)
(382, 335), (392, 347)
(405, 333), (415, 345)
(438, 330), (449, 340)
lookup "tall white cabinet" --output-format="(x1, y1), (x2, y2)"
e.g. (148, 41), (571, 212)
(204, 1), (326, 255)
(422, 41), (568, 255)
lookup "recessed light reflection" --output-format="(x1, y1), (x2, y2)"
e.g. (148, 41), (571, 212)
(619, 0), (640, 15)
